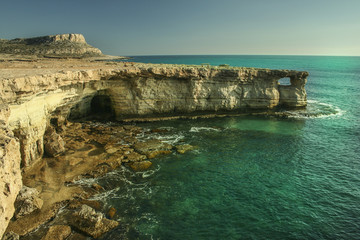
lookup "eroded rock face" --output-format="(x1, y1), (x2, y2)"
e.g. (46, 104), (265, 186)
(48, 34), (86, 43)
(0, 102), (22, 239)
(1, 231), (19, 240)
(104, 66), (308, 119)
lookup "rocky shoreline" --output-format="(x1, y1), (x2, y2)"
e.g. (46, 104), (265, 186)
(4, 119), (197, 239)
(0, 35), (309, 239)
(2, 112), (300, 239)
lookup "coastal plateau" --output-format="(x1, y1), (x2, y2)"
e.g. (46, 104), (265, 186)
(0, 34), (308, 239)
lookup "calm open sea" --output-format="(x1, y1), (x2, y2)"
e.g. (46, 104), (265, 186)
(93, 55), (360, 239)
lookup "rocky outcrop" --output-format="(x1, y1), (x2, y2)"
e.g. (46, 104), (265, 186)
(14, 186), (43, 219)
(43, 127), (65, 157)
(40, 34), (86, 43)
(69, 205), (119, 238)
(176, 144), (197, 154)
(129, 161), (153, 171)
(0, 34), (102, 57)
(133, 139), (173, 159)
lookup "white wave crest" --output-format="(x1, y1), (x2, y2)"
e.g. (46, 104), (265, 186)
(139, 132), (185, 145)
(284, 100), (345, 119)
(189, 127), (221, 132)
(142, 165), (161, 178)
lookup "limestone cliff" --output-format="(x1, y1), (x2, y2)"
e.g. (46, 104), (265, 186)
(101, 65), (308, 117)
(0, 101), (22, 238)
(0, 60), (308, 238)
(1, 63), (307, 167)
(0, 34), (103, 57)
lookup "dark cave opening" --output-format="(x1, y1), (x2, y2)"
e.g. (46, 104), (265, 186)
(68, 92), (116, 120)
(91, 95), (111, 113)
(90, 94), (115, 119)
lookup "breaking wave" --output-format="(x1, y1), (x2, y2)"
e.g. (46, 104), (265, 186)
(284, 100), (345, 119)
(189, 127), (222, 132)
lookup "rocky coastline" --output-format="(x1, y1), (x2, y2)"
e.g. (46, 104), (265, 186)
(5, 120), (190, 239)
(0, 34), (309, 239)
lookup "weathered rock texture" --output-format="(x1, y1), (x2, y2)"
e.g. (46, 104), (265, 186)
(14, 186), (43, 219)
(69, 205), (119, 238)
(103, 66), (308, 118)
(0, 34), (102, 57)
(0, 58), (308, 239)
(0, 102), (22, 239)
(1, 231), (19, 240)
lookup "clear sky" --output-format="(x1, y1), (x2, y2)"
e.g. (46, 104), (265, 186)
(1, 0), (359, 56)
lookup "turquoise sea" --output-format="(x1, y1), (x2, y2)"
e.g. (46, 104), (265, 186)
(94, 55), (360, 239)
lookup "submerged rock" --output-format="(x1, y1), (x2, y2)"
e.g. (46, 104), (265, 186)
(91, 183), (104, 192)
(175, 144), (197, 154)
(69, 205), (119, 239)
(107, 207), (116, 219)
(14, 186), (43, 219)
(151, 128), (169, 133)
(129, 161), (152, 171)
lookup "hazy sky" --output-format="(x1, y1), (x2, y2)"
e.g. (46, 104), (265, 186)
(1, 0), (359, 56)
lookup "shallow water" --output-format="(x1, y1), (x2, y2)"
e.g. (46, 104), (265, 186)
(93, 55), (360, 239)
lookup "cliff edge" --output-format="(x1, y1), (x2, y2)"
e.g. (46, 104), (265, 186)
(0, 33), (103, 58)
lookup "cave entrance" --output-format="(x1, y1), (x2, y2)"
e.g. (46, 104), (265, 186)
(278, 77), (291, 86)
(90, 93), (115, 119)
(67, 90), (115, 121)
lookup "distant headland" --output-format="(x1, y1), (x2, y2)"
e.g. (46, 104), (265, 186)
(0, 33), (125, 60)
